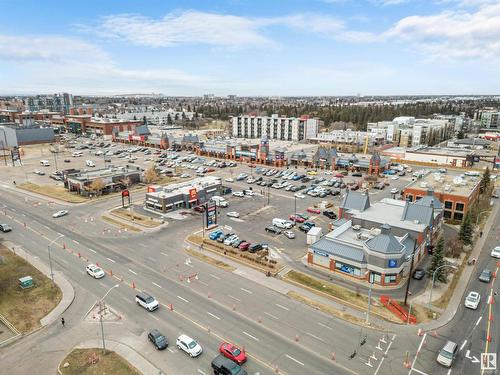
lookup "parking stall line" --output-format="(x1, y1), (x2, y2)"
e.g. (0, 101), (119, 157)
(306, 332), (326, 343)
(106, 257), (116, 263)
(264, 312), (279, 320)
(167, 348), (174, 353)
(240, 287), (253, 294)
(459, 340), (467, 351)
(128, 269), (137, 275)
(73, 240), (80, 245)
(228, 295), (241, 302)
(177, 295), (190, 303)
(151, 315), (160, 321)
(317, 322), (333, 330)
(160, 252), (169, 257)
(197, 370), (207, 375)
(242, 331), (259, 342)
(198, 280), (208, 286)
(207, 312), (221, 320)
(89, 248), (97, 253)
(285, 354), (305, 366)
(152, 282), (163, 289)
(275, 303), (289, 311)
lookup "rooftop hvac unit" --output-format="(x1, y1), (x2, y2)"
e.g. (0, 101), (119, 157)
(359, 233), (371, 240)
(370, 228), (381, 236)
(420, 182), (428, 188)
(444, 185), (451, 192)
(352, 225), (361, 231)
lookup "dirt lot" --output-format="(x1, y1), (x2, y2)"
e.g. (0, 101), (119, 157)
(0, 245), (62, 333)
(60, 349), (140, 375)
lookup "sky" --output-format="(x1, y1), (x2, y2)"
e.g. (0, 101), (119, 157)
(0, 0), (499, 96)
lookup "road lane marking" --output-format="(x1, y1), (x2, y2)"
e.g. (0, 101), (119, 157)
(446, 369), (451, 375)
(177, 296), (190, 303)
(240, 287), (253, 294)
(152, 282), (163, 289)
(306, 332), (326, 343)
(264, 312), (278, 320)
(160, 252), (169, 257)
(207, 312), (221, 320)
(242, 331), (259, 342)
(410, 333), (427, 374)
(146, 256), (156, 262)
(106, 257), (116, 263)
(167, 348), (174, 353)
(151, 315), (160, 321)
(411, 369), (429, 375)
(374, 334), (395, 375)
(73, 240), (80, 245)
(185, 263), (194, 268)
(228, 295), (241, 302)
(198, 281), (208, 286)
(128, 269), (137, 275)
(89, 248), (97, 253)
(318, 322), (332, 330)
(197, 370), (207, 375)
(209, 274), (220, 280)
(275, 303), (289, 311)
(459, 340), (467, 351)
(285, 354), (304, 366)
(475, 316), (482, 326)
(59, 258), (68, 264)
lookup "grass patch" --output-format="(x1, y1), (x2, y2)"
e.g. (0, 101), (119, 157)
(101, 216), (142, 232)
(0, 245), (62, 333)
(60, 348), (140, 375)
(18, 183), (88, 203)
(110, 208), (160, 228)
(185, 248), (236, 272)
(434, 257), (466, 310)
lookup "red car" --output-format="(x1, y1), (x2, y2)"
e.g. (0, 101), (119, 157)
(289, 214), (305, 223)
(193, 206), (205, 212)
(306, 207), (321, 214)
(238, 241), (250, 251)
(334, 173), (344, 178)
(207, 168), (216, 172)
(219, 342), (247, 364)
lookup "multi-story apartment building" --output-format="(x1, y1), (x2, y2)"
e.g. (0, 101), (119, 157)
(479, 110), (500, 129)
(231, 114), (319, 142)
(24, 93), (74, 114)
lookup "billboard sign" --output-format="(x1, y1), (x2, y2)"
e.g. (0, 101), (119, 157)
(189, 188), (198, 201)
(206, 201), (217, 228)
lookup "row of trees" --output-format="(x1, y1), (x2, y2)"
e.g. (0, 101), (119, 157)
(86, 167), (159, 195)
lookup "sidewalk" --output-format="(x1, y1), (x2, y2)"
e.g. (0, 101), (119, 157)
(72, 339), (161, 375)
(3, 240), (75, 328)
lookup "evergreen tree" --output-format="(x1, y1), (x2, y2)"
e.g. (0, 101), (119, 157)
(459, 212), (473, 246)
(427, 236), (447, 282)
(457, 130), (464, 139)
(480, 167), (491, 193)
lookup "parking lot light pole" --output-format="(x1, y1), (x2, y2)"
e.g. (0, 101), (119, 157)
(427, 264), (457, 311)
(294, 196), (297, 225)
(47, 234), (64, 285)
(99, 284), (119, 352)
(365, 272), (374, 325)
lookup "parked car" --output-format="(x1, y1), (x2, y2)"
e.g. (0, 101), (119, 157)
(0, 224), (12, 232)
(306, 207), (321, 214)
(135, 292), (159, 311)
(219, 342), (247, 365)
(226, 211), (240, 218)
(412, 268), (425, 280)
(209, 230), (223, 240)
(283, 230), (295, 239)
(464, 291), (480, 310)
(211, 355), (247, 375)
(323, 210), (337, 220)
(176, 334), (202, 357)
(86, 264), (105, 279)
(52, 210), (69, 218)
(231, 239), (244, 248)
(390, 188), (399, 194)
(478, 269), (492, 283)
(351, 172), (362, 177)
(265, 226), (282, 235)
(232, 191), (244, 197)
(436, 340), (458, 368)
(248, 243), (263, 253)
(238, 241), (250, 251)
(289, 214), (305, 223)
(33, 169), (45, 175)
(148, 329), (168, 350)
(299, 223), (314, 232)
(294, 193), (306, 199)
(491, 246), (500, 258)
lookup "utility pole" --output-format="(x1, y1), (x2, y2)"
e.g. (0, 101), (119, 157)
(404, 238), (418, 306)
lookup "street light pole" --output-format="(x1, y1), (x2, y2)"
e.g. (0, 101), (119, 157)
(366, 279), (374, 325)
(294, 196), (297, 225)
(267, 180), (270, 206)
(404, 238), (418, 306)
(47, 234), (64, 285)
(427, 264), (457, 310)
(99, 284), (119, 352)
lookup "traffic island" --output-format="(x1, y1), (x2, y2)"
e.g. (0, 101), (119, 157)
(17, 183), (88, 203)
(0, 245), (62, 334)
(101, 216), (142, 232)
(59, 348), (140, 375)
(109, 207), (161, 228)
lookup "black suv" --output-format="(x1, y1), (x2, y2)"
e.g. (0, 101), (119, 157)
(265, 226), (281, 235)
(323, 210), (337, 220)
(248, 243), (263, 253)
(148, 329), (168, 350)
(212, 355), (247, 375)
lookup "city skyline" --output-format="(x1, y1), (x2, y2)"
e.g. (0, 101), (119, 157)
(1, 0), (499, 96)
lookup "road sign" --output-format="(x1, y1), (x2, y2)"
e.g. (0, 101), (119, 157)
(482, 353), (497, 370)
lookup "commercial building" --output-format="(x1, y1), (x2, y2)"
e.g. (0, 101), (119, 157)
(308, 129), (382, 152)
(0, 124), (55, 147)
(231, 114), (319, 142)
(403, 171), (481, 221)
(65, 116), (142, 136)
(145, 176), (222, 214)
(307, 191), (441, 286)
(64, 166), (143, 196)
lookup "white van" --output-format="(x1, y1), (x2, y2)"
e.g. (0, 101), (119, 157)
(272, 218), (292, 229)
(85, 160), (95, 167)
(211, 196), (228, 208)
(40, 160), (50, 167)
(72, 151), (83, 157)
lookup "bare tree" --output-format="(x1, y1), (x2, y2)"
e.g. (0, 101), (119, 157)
(144, 167), (158, 184)
(88, 178), (105, 195)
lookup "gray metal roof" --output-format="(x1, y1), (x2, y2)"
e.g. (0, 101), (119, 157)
(310, 238), (366, 263)
(414, 195), (443, 210)
(332, 218), (349, 228)
(340, 190), (370, 212)
(402, 236), (416, 257)
(365, 224), (404, 254)
(401, 202), (433, 225)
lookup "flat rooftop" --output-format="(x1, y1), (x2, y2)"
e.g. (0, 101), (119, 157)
(407, 146), (474, 157)
(68, 165), (139, 181)
(147, 176), (221, 198)
(406, 170), (480, 197)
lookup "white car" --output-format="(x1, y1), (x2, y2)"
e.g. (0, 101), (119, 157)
(491, 246), (500, 258)
(391, 176), (399, 180)
(224, 177), (234, 182)
(86, 264), (105, 279)
(243, 189), (254, 196)
(284, 230), (295, 239)
(226, 211), (240, 218)
(180, 173), (190, 178)
(390, 188), (399, 194)
(52, 210), (69, 218)
(465, 291), (480, 310)
(247, 177), (256, 184)
(232, 191), (244, 197)
(294, 193), (306, 199)
(176, 334), (202, 357)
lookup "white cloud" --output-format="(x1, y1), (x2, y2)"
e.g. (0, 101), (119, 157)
(90, 11), (344, 48)
(370, 0), (409, 6)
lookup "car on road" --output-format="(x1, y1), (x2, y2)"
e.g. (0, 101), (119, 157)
(478, 269), (492, 283)
(226, 211), (240, 218)
(135, 292), (159, 311)
(211, 355), (248, 375)
(491, 246), (500, 258)
(464, 291), (480, 310)
(148, 329), (168, 350)
(232, 191), (244, 197)
(323, 210), (337, 220)
(306, 207), (321, 214)
(289, 214), (305, 223)
(52, 210), (69, 218)
(390, 188), (399, 194)
(86, 264), (105, 279)
(436, 340), (458, 368)
(176, 334), (202, 357)
(412, 268), (425, 280)
(294, 193), (305, 199)
(219, 342), (247, 365)
(265, 226), (282, 235)
(0, 224), (12, 232)
(283, 230), (295, 239)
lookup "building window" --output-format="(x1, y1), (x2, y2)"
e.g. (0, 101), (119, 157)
(415, 196), (422, 201)
(407, 194), (414, 202)
(455, 202), (464, 212)
(369, 271), (381, 284)
(444, 210), (452, 219)
(384, 274), (397, 284)
(444, 201), (453, 209)
(335, 261), (361, 277)
(453, 212), (464, 221)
